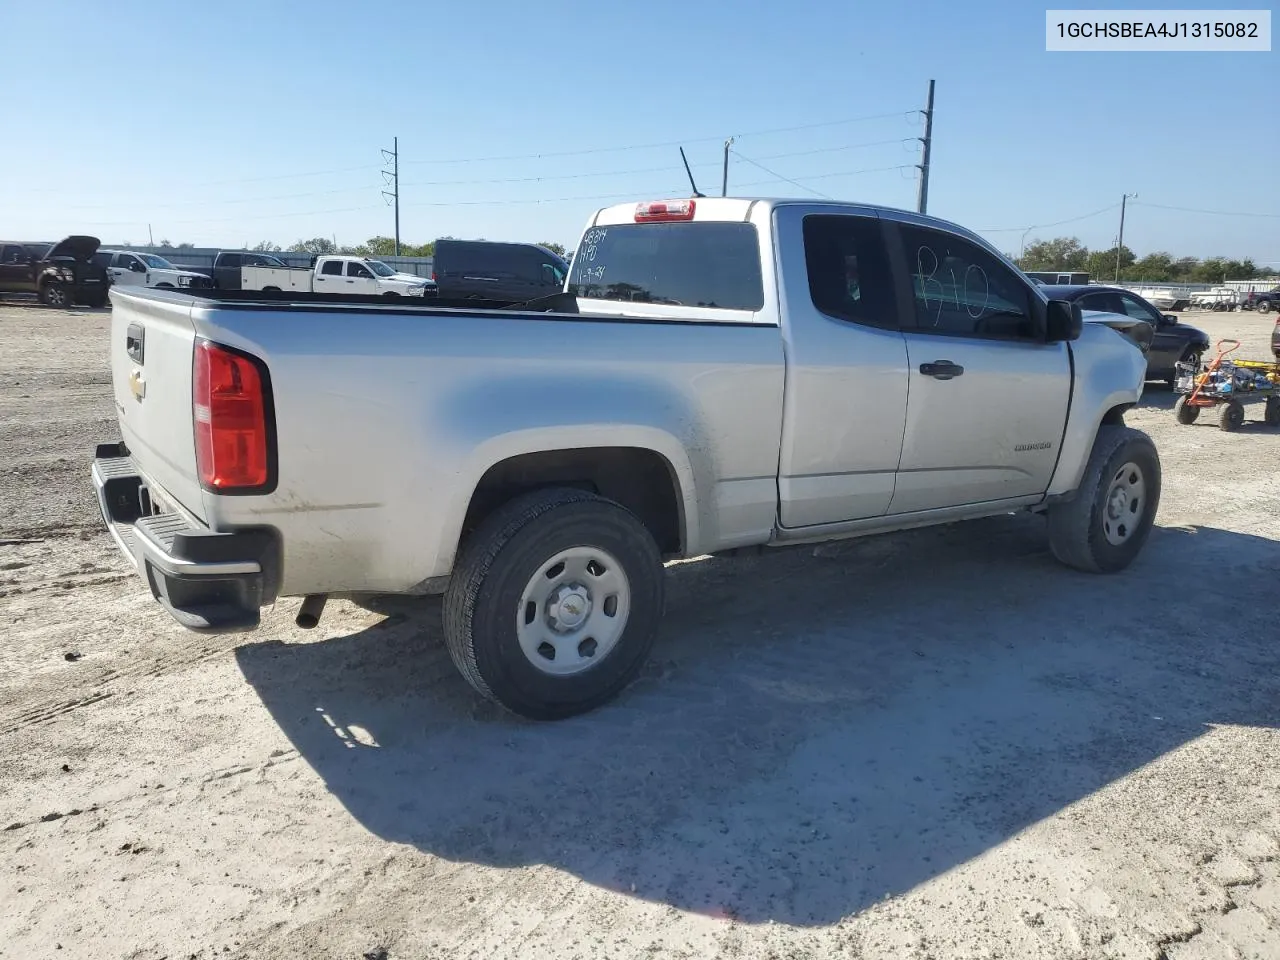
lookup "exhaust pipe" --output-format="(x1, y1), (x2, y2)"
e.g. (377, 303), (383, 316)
(295, 594), (328, 629)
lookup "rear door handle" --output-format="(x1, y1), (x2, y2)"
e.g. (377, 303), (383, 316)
(920, 360), (964, 380)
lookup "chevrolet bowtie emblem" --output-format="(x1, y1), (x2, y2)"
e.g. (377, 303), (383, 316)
(129, 369), (146, 402)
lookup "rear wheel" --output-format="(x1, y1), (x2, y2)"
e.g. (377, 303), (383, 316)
(1257, 299), (1273, 313)
(262, 286), (281, 292)
(443, 488), (664, 720)
(1047, 426), (1160, 574)
(39, 281), (70, 308)
(1173, 396), (1200, 424)
(1218, 400), (1245, 432)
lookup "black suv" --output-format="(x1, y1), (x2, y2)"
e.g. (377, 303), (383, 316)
(432, 239), (568, 302)
(0, 236), (111, 308)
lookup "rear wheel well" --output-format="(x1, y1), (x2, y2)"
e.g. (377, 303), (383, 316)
(463, 447), (683, 555)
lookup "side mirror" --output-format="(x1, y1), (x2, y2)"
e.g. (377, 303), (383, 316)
(1162, 314), (1178, 326)
(1046, 299), (1082, 342)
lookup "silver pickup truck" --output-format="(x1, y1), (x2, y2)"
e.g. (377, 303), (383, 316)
(93, 197), (1157, 719)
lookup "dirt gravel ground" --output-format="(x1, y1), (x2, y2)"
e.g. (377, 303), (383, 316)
(1, 301), (1278, 960)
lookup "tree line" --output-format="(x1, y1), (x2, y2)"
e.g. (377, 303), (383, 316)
(1016, 237), (1276, 283)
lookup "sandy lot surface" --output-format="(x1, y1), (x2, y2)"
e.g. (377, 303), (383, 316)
(2, 301), (1278, 960)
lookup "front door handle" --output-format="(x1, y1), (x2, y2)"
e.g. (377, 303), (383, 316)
(920, 360), (964, 380)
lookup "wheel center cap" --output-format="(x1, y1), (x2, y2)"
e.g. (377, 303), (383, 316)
(550, 585), (591, 630)
(1108, 487), (1128, 519)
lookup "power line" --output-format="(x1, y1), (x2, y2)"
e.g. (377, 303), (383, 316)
(977, 203), (1122, 233)
(41, 137), (921, 211)
(730, 151), (833, 200)
(398, 137), (914, 190)
(400, 110), (916, 165)
(77, 203), (384, 228)
(44, 183), (381, 211)
(1132, 200), (1280, 219)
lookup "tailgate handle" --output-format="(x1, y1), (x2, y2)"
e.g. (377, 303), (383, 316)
(126, 323), (145, 363)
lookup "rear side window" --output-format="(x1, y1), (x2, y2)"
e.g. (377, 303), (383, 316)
(1079, 291), (1123, 314)
(568, 222), (763, 311)
(802, 215), (896, 329)
(319, 260), (344, 276)
(1, 245), (28, 264)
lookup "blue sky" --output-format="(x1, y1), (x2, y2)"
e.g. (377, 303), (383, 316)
(2, 0), (1276, 261)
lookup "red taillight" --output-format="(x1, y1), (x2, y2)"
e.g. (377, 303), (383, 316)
(193, 340), (273, 492)
(634, 199), (696, 222)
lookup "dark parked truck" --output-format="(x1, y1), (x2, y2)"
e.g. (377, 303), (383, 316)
(0, 236), (111, 307)
(94, 197), (1158, 720)
(172, 251), (293, 291)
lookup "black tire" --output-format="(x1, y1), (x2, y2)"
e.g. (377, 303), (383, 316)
(1165, 347), (1200, 387)
(1173, 396), (1200, 424)
(155, 283), (175, 289)
(443, 487), (664, 720)
(1047, 426), (1161, 574)
(382, 292), (400, 298)
(1265, 397), (1280, 427)
(1218, 400), (1244, 432)
(1257, 299), (1272, 313)
(39, 281), (70, 308)
(263, 286), (281, 292)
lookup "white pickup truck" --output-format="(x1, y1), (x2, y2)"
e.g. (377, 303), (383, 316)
(242, 254), (435, 297)
(93, 197), (1157, 719)
(95, 250), (216, 291)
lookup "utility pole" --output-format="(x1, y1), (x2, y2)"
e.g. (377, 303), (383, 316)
(722, 137), (734, 197)
(381, 137), (400, 256)
(1115, 193), (1137, 281)
(916, 79), (935, 214)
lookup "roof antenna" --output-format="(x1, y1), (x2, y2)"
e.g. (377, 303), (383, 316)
(679, 147), (706, 198)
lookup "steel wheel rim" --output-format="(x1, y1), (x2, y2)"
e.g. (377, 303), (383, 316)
(516, 546), (631, 676)
(1102, 461), (1145, 546)
(48, 286), (67, 306)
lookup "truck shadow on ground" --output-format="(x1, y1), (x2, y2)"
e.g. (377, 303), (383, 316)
(236, 518), (1280, 927)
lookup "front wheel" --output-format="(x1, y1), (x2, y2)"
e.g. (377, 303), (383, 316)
(443, 488), (664, 720)
(1173, 396), (1200, 424)
(1048, 426), (1160, 574)
(39, 281), (70, 308)
(1257, 299), (1273, 313)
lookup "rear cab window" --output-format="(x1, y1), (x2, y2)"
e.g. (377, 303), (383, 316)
(567, 222), (764, 312)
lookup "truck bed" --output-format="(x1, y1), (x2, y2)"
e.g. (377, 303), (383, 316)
(104, 285), (785, 603)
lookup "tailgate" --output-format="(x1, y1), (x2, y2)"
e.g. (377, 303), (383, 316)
(110, 289), (207, 520)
